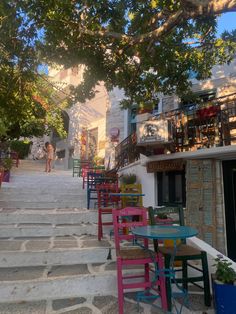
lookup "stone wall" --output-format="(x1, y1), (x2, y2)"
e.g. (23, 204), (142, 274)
(186, 159), (226, 254)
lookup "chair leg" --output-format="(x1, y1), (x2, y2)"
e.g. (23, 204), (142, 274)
(157, 252), (168, 311)
(144, 263), (149, 283)
(201, 252), (211, 307)
(87, 191), (90, 209)
(98, 209), (102, 241)
(182, 259), (188, 292)
(164, 254), (172, 312)
(117, 259), (124, 314)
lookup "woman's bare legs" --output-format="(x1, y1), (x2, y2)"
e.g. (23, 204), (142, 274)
(48, 159), (52, 172)
(45, 159), (52, 172)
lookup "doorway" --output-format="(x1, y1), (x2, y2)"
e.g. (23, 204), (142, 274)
(222, 160), (236, 262)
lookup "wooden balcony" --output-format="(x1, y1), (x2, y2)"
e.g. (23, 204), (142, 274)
(115, 97), (236, 168)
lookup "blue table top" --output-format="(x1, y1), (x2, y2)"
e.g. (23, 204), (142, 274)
(109, 193), (145, 197)
(132, 225), (198, 240)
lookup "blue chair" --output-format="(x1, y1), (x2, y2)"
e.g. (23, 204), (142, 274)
(87, 172), (104, 209)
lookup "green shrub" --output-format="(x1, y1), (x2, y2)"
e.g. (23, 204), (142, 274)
(0, 157), (13, 170)
(10, 140), (31, 159)
(120, 173), (137, 184)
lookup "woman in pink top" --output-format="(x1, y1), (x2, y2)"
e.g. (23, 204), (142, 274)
(44, 142), (54, 172)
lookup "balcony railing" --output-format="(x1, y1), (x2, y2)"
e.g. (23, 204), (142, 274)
(115, 97), (236, 169)
(115, 133), (140, 169)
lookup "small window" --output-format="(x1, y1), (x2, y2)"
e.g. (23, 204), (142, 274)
(157, 170), (186, 206)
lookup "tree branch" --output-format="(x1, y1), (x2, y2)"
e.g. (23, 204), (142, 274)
(45, 0), (236, 46)
(181, 0), (236, 16)
(132, 9), (185, 44)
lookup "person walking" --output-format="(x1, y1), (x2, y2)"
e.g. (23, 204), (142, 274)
(44, 142), (54, 172)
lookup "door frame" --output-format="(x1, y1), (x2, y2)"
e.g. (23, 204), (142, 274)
(222, 160), (236, 261)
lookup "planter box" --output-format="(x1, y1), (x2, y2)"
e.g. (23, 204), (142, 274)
(155, 217), (173, 225)
(3, 170), (10, 182)
(212, 277), (236, 313)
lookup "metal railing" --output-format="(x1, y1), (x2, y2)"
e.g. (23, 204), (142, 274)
(115, 133), (140, 169)
(115, 98), (236, 169)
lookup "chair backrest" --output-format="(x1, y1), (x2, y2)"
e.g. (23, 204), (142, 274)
(120, 183), (143, 207)
(87, 172), (104, 190)
(112, 207), (148, 252)
(150, 206), (185, 226)
(148, 206), (185, 244)
(94, 165), (105, 170)
(73, 159), (80, 167)
(97, 182), (119, 208)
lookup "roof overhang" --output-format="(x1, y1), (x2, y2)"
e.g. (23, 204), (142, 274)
(142, 145), (236, 166)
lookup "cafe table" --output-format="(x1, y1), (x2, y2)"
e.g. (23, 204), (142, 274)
(132, 225), (198, 313)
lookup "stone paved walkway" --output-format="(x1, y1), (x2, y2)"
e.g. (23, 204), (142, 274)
(0, 160), (214, 314)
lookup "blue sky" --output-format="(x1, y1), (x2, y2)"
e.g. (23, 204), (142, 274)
(217, 13), (236, 35)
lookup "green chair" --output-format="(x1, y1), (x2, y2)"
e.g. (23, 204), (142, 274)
(148, 206), (211, 311)
(72, 159), (80, 177)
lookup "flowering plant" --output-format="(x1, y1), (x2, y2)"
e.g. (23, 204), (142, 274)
(213, 254), (236, 285)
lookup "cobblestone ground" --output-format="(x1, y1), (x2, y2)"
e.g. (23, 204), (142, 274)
(0, 160), (214, 314)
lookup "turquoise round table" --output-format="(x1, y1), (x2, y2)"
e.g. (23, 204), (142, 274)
(132, 225), (198, 314)
(132, 225), (198, 240)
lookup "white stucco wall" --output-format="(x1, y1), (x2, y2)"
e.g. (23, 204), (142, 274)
(118, 160), (156, 207)
(88, 118), (106, 158)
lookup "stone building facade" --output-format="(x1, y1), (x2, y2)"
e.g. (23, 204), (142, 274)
(118, 58), (236, 260)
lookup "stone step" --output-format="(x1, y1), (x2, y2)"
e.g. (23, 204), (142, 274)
(0, 236), (114, 267)
(0, 294), (153, 314)
(0, 223), (97, 238)
(0, 264), (118, 303)
(0, 193), (86, 201)
(0, 209), (97, 224)
(0, 200), (87, 209)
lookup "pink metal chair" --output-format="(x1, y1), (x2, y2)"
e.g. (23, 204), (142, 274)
(97, 182), (120, 241)
(112, 207), (167, 314)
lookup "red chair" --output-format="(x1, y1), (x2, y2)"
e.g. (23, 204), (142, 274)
(10, 151), (19, 167)
(0, 168), (4, 188)
(82, 166), (91, 189)
(112, 207), (167, 314)
(97, 182), (120, 241)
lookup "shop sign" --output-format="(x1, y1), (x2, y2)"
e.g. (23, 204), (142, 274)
(147, 159), (184, 173)
(110, 127), (120, 142)
(137, 119), (173, 146)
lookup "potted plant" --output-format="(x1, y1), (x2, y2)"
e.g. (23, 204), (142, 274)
(212, 254), (236, 313)
(0, 157), (13, 182)
(137, 102), (154, 114)
(155, 212), (174, 225)
(120, 173), (137, 185)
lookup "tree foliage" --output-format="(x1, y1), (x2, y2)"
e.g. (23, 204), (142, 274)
(0, 1), (68, 140)
(16, 0), (236, 109)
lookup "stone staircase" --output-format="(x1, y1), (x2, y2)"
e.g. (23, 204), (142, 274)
(0, 161), (153, 313)
(0, 207), (117, 303)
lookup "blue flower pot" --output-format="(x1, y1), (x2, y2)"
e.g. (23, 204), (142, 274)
(212, 278), (236, 313)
